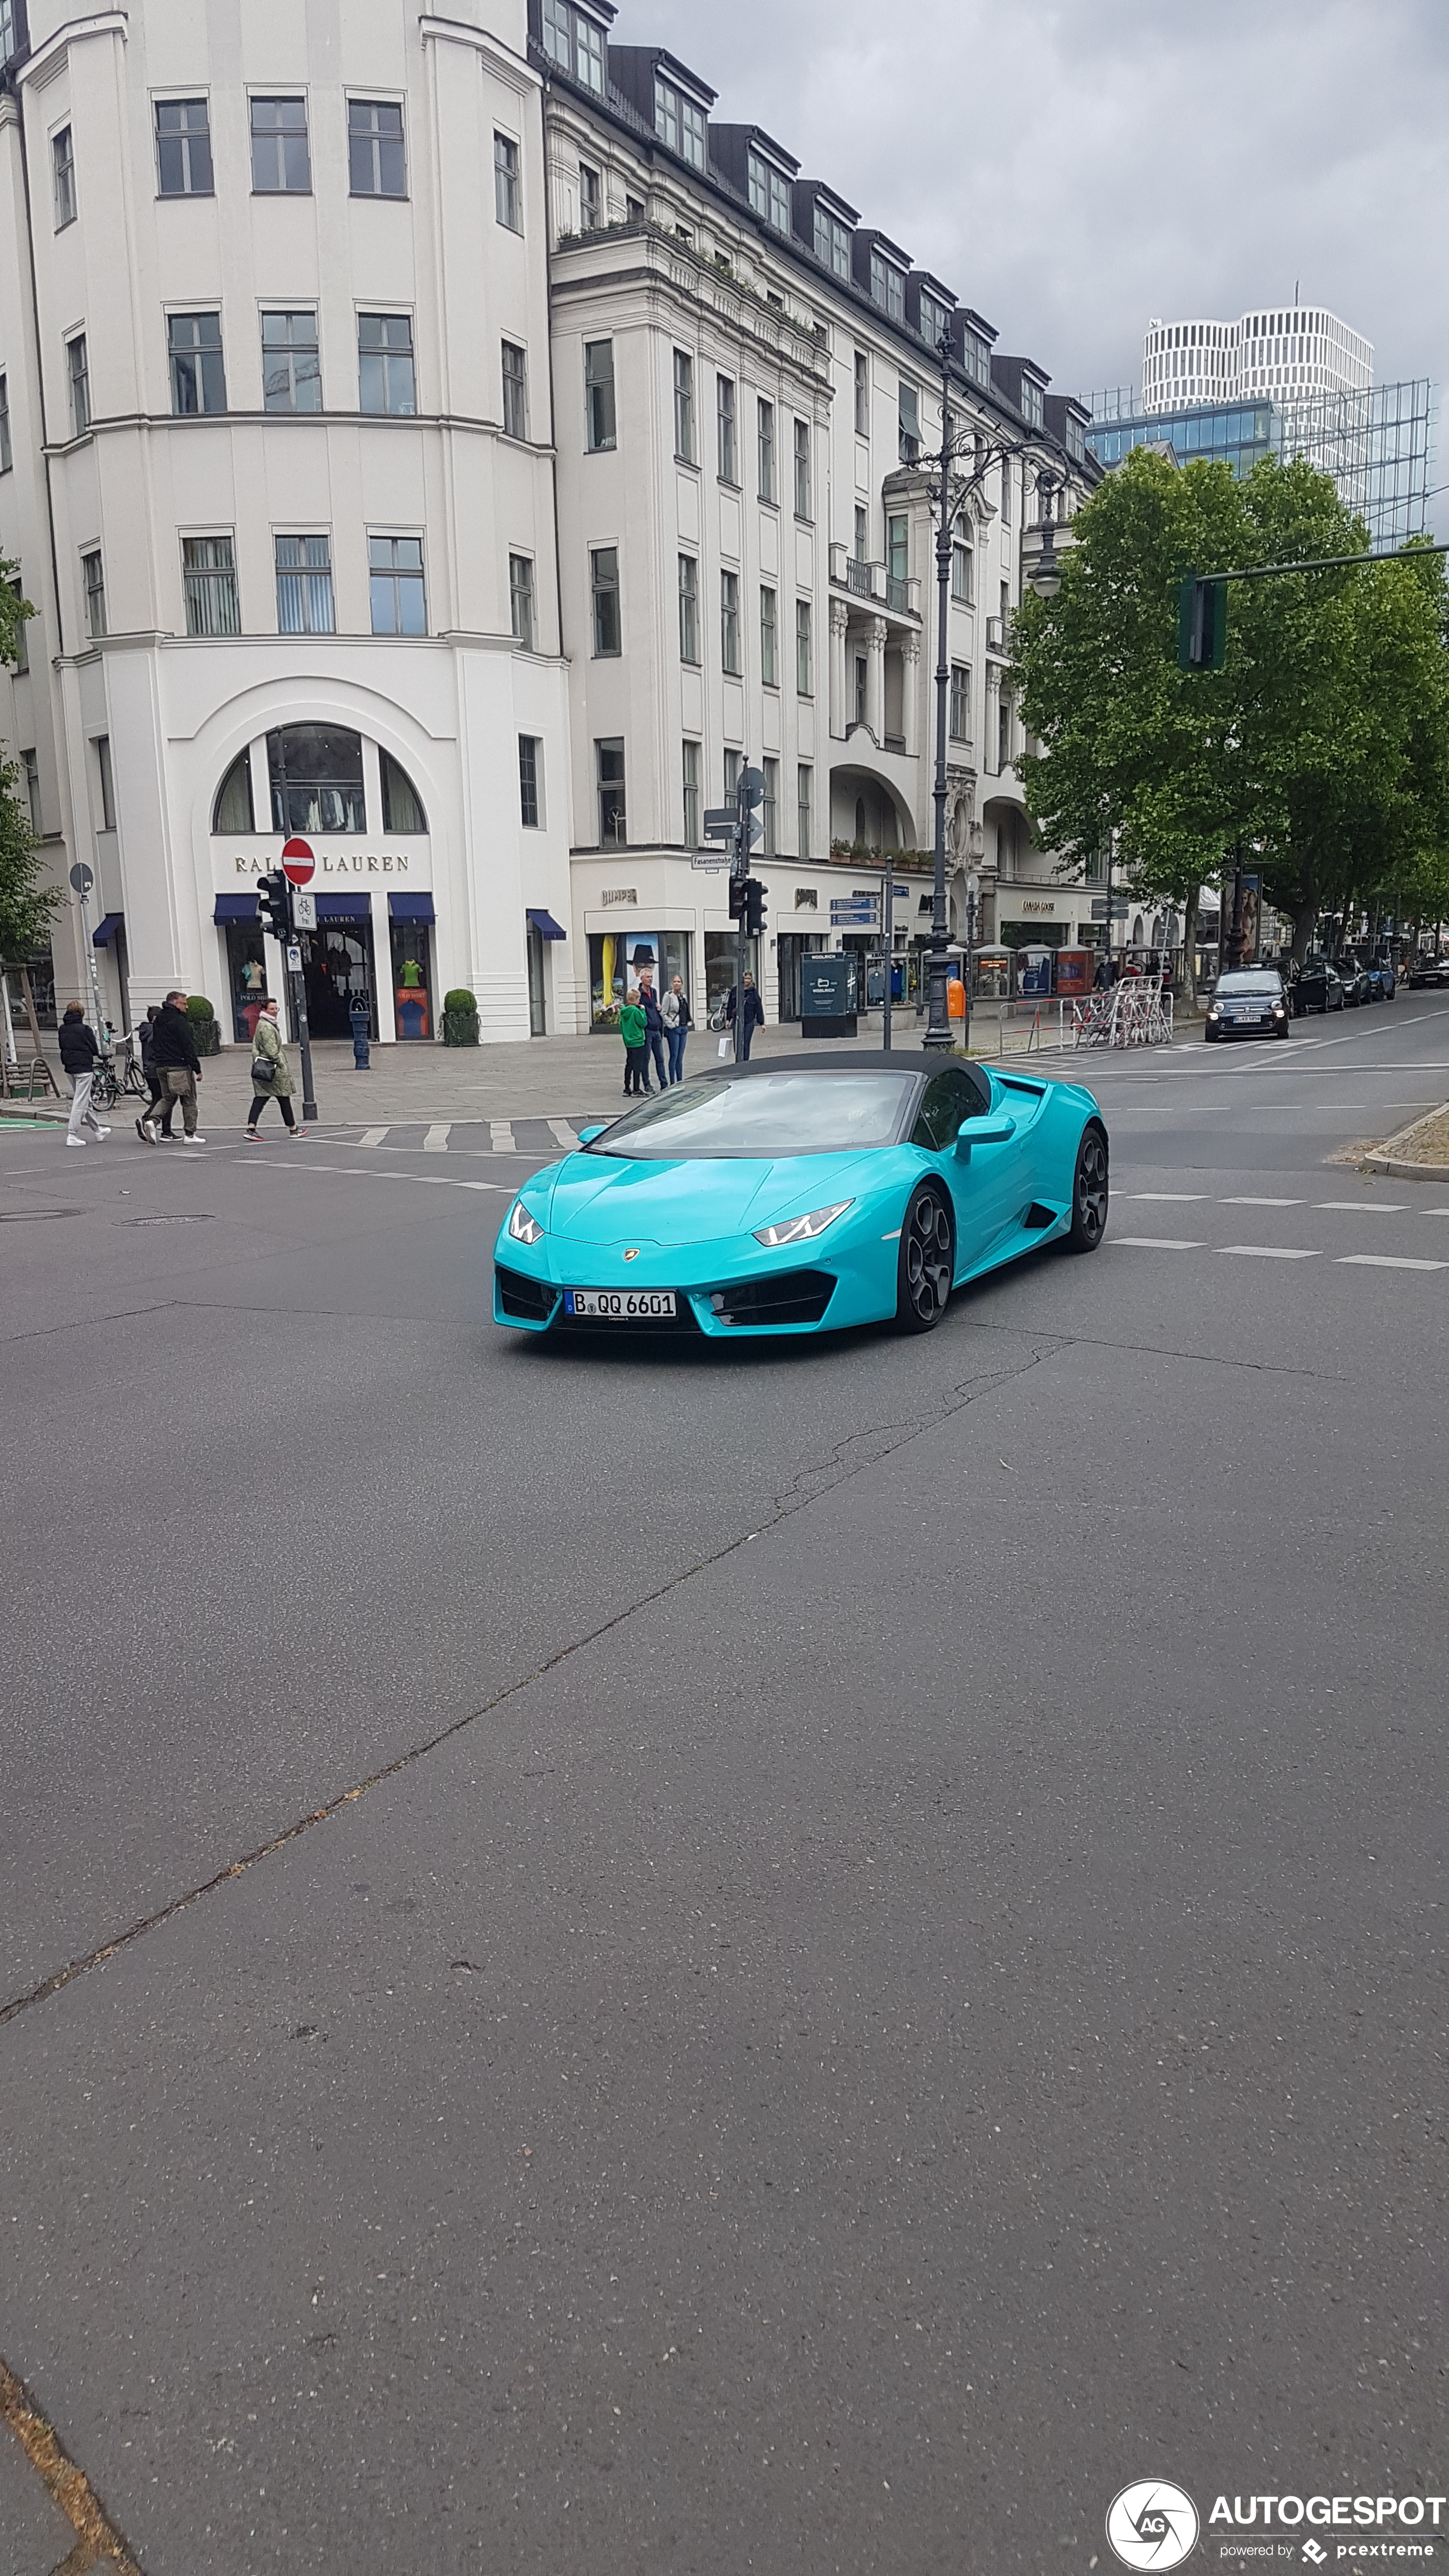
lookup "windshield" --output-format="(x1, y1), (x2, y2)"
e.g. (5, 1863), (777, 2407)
(1216, 972), (1282, 995)
(590, 1070), (920, 1160)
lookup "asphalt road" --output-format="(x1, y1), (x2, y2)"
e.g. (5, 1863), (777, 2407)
(2, 997), (1447, 2575)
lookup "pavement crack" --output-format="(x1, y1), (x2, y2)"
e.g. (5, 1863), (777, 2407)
(0, 2354), (147, 2573)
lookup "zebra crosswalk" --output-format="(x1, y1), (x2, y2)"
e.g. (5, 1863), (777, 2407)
(335, 1117), (601, 1160)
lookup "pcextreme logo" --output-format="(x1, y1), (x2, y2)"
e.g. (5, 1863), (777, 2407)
(1108, 2482), (1201, 2569)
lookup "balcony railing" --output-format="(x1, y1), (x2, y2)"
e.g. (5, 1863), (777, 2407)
(985, 613), (1011, 653)
(885, 574), (911, 614)
(845, 557), (873, 598)
(829, 544), (920, 619)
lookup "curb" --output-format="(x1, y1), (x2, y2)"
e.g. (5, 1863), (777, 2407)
(1362, 1153), (1449, 1181)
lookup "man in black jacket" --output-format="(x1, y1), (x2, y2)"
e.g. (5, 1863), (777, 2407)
(141, 989), (205, 1143)
(637, 970), (667, 1094)
(59, 1002), (109, 1146)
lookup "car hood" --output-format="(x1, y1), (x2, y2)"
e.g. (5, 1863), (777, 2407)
(540, 1150), (883, 1247)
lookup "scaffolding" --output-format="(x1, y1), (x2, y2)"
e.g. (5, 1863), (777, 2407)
(1086, 380), (1435, 548)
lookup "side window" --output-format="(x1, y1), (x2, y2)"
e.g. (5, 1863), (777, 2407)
(912, 1067), (986, 1149)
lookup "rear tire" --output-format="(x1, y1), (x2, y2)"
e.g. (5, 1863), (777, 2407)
(895, 1184), (954, 1332)
(1066, 1123), (1108, 1254)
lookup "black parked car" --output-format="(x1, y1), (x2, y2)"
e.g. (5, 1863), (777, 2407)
(1204, 969), (1293, 1040)
(1335, 955), (1371, 1007)
(1292, 957), (1345, 1015)
(1408, 953), (1449, 989)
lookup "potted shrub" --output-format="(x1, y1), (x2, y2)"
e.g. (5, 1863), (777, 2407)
(442, 986), (479, 1046)
(186, 994), (221, 1056)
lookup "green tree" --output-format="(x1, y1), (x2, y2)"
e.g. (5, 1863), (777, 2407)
(0, 562), (58, 1078)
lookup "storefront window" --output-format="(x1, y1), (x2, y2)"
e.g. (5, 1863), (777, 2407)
(297, 919), (377, 1040)
(704, 930), (757, 1023)
(225, 920), (270, 1040)
(390, 918), (432, 1038)
(588, 929), (689, 1030)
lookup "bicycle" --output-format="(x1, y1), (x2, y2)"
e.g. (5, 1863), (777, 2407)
(90, 1037), (148, 1112)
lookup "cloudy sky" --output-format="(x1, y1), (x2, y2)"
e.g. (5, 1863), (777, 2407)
(629, 0), (1448, 449)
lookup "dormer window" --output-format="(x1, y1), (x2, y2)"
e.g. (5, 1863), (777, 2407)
(961, 324), (992, 387)
(747, 149), (791, 234)
(543, 0), (604, 95)
(1066, 412), (1085, 463)
(655, 74), (705, 171)
(869, 250), (905, 323)
(918, 289), (951, 352)
(1019, 374), (1044, 429)
(813, 205), (851, 281)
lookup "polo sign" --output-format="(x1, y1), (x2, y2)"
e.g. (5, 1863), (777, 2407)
(281, 837), (316, 887)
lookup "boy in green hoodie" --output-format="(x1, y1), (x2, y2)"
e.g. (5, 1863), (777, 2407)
(620, 987), (647, 1095)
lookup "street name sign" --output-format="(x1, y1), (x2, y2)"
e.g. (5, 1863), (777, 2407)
(690, 852), (728, 870)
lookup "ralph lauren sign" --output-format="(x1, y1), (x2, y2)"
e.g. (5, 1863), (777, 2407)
(232, 852), (412, 876)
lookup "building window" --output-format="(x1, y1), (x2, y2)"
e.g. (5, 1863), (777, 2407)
(887, 513), (909, 584)
(493, 131), (521, 230)
(795, 597), (812, 695)
(998, 690), (1011, 771)
(368, 534), (426, 635)
(654, 75), (704, 171)
(596, 737), (626, 844)
(673, 348), (694, 460)
(747, 151), (790, 233)
(168, 311), (226, 415)
(898, 379), (921, 464)
(918, 289), (950, 352)
(723, 748), (742, 803)
(543, 0), (604, 95)
(0, 372), (11, 473)
(267, 724), (366, 834)
(682, 738), (699, 846)
(1019, 375), (1043, 429)
(678, 553), (699, 663)
(349, 99), (406, 197)
(870, 250), (904, 321)
(509, 551), (535, 649)
(813, 204), (850, 278)
(1000, 458), (1011, 524)
(250, 96), (310, 193)
(584, 339), (615, 449)
(590, 545), (621, 655)
(211, 751), (254, 833)
(797, 761), (812, 858)
(155, 96), (213, 194)
(760, 583), (777, 687)
(95, 734), (116, 831)
(67, 334), (90, 435)
(381, 750), (426, 832)
(756, 396), (775, 501)
(721, 569), (740, 673)
(501, 339), (528, 439)
(261, 310), (321, 413)
(52, 125), (76, 228)
(1066, 411), (1086, 464)
(358, 313), (415, 416)
(949, 661), (969, 741)
(519, 734), (541, 828)
(762, 756), (778, 856)
(9, 576), (27, 670)
(962, 324), (991, 388)
(952, 528), (973, 604)
(579, 161), (601, 229)
(82, 549), (106, 639)
(853, 653), (867, 726)
(853, 350), (869, 436)
(716, 374), (736, 483)
(276, 533), (334, 635)
(23, 747), (41, 832)
(792, 417), (811, 518)
(182, 532), (240, 636)
(849, 505), (865, 563)
(625, 193), (643, 222)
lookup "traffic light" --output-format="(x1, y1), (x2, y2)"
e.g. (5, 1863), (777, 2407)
(1177, 574), (1227, 671)
(728, 874), (747, 923)
(745, 877), (767, 938)
(256, 869), (291, 942)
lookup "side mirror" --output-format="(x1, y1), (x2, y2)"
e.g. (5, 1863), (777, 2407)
(576, 1123), (609, 1146)
(956, 1111), (1016, 1151)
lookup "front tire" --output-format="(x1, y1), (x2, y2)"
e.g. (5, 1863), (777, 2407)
(895, 1184), (954, 1332)
(1066, 1123), (1109, 1254)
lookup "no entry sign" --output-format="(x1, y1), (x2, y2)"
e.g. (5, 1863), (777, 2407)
(281, 837), (315, 886)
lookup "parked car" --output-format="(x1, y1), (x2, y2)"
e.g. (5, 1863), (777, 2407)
(1359, 955), (1397, 1002)
(1203, 969), (1293, 1042)
(1335, 955), (1371, 1007)
(1292, 958), (1345, 1015)
(1408, 953), (1449, 989)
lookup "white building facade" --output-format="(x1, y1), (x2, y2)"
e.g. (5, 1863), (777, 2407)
(0, 0), (1096, 1050)
(1143, 303), (1373, 414)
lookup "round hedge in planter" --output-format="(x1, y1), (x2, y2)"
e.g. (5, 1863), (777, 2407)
(186, 994), (221, 1056)
(442, 986), (479, 1047)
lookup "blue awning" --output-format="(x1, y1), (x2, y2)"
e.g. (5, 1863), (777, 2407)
(314, 892), (373, 922)
(387, 892), (435, 924)
(526, 906), (567, 942)
(92, 912), (124, 946)
(214, 894), (258, 924)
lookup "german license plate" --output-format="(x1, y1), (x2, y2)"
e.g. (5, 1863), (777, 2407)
(565, 1287), (676, 1319)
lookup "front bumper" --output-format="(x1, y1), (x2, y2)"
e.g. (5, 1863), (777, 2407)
(493, 1216), (897, 1338)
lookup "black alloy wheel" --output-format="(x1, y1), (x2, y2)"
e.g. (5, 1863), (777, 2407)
(896, 1185), (954, 1332)
(1066, 1123), (1109, 1254)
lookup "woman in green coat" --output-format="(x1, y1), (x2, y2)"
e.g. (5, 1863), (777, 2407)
(244, 997), (306, 1139)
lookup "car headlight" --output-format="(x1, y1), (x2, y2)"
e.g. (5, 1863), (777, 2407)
(507, 1198), (544, 1245)
(1207, 1005), (1221, 1019)
(753, 1200), (853, 1249)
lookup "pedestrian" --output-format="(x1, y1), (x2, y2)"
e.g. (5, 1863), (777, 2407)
(637, 970), (668, 1093)
(244, 996), (305, 1139)
(620, 986), (647, 1096)
(662, 973), (692, 1083)
(59, 1002), (110, 1147)
(140, 987), (205, 1143)
(136, 1005), (163, 1132)
(725, 969), (764, 1062)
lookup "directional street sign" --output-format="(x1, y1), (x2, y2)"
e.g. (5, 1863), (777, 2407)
(702, 808), (737, 839)
(1090, 898), (1130, 920)
(830, 902), (879, 924)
